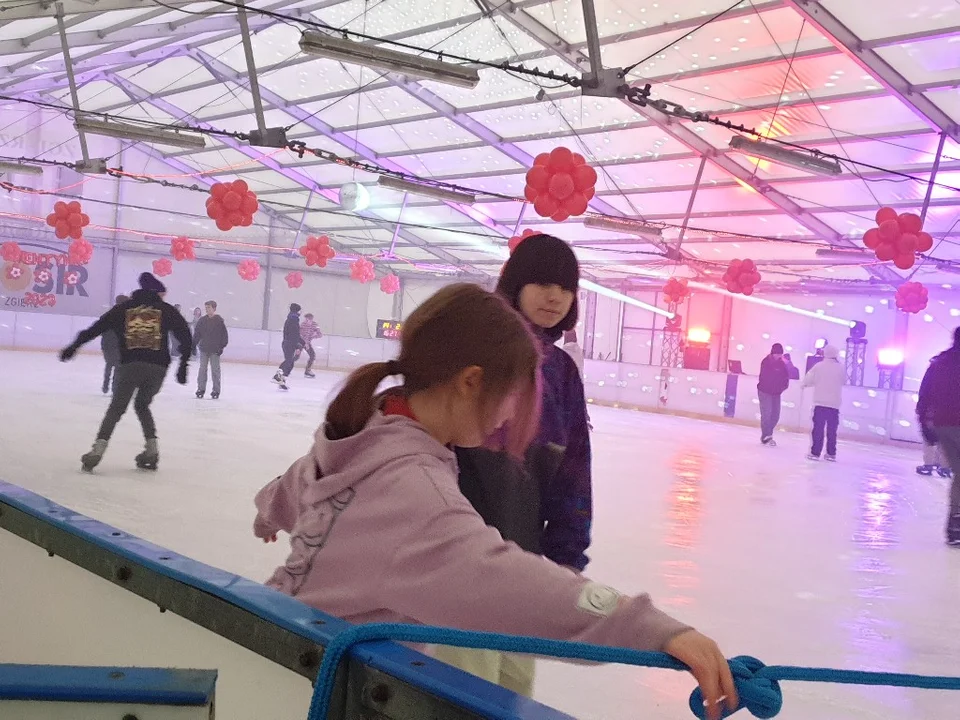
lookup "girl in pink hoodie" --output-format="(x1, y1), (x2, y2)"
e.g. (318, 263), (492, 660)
(254, 283), (737, 718)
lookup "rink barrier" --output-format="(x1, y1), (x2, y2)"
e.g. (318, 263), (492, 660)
(0, 480), (572, 720)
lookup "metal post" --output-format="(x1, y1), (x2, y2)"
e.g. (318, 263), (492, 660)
(55, 3), (89, 161)
(676, 156), (707, 250)
(582, 289), (597, 359)
(236, 0), (267, 134)
(579, 0), (605, 80)
(292, 186), (314, 249)
(511, 202), (528, 236)
(261, 216), (274, 331)
(388, 193), (408, 257)
(108, 147), (123, 302)
(615, 284), (625, 362)
(919, 131), (946, 227)
(717, 294), (733, 372)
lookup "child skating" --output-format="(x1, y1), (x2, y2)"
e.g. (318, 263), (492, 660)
(59, 272), (192, 471)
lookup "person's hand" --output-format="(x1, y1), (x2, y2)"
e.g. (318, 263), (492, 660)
(254, 515), (278, 543)
(176, 362), (188, 385)
(663, 630), (738, 720)
(59, 345), (77, 362)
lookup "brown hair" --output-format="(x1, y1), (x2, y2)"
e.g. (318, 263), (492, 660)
(325, 283), (542, 456)
(205, 300), (217, 310)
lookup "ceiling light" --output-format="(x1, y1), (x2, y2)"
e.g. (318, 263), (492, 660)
(299, 31), (479, 89)
(583, 215), (664, 239)
(75, 117), (206, 150)
(0, 160), (43, 175)
(729, 135), (842, 176)
(377, 175), (475, 204)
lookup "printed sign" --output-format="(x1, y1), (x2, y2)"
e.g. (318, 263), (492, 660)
(0, 240), (112, 316)
(375, 319), (402, 340)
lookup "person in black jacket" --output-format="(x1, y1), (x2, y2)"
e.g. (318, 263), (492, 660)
(60, 272), (192, 472)
(757, 342), (790, 446)
(272, 303), (305, 391)
(193, 300), (229, 399)
(100, 294), (129, 394)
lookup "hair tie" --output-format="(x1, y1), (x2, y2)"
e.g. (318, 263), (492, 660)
(385, 360), (403, 376)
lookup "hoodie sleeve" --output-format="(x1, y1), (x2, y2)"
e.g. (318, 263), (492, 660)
(917, 362), (936, 421)
(383, 466), (689, 651)
(70, 305), (123, 349)
(254, 454), (314, 534)
(801, 363), (817, 388)
(168, 308), (193, 359)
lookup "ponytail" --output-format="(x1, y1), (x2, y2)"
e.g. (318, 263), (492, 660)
(325, 362), (395, 440)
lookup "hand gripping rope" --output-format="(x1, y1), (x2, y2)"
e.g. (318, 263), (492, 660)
(306, 623), (960, 720)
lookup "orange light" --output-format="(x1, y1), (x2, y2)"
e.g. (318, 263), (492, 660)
(687, 327), (711, 344)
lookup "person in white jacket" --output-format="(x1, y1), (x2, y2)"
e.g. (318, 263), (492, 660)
(802, 345), (845, 461)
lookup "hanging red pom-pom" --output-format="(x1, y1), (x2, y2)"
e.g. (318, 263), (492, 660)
(1, 241), (20, 263)
(894, 282), (928, 314)
(285, 271), (304, 289)
(662, 277), (690, 305)
(299, 235), (336, 268)
(722, 259), (761, 295)
(152, 258), (173, 277)
(47, 200), (90, 241)
(170, 236), (196, 261)
(207, 182), (257, 231)
(523, 146), (596, 222)
(380, 273), (400, 294)
(508, 228), (539, 254)
(237, 258), (261, 281)
(350, 256), (376, 284)
(68, 238), (94, 265)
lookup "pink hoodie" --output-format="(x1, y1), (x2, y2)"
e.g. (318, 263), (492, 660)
(255, 412), (690, 651)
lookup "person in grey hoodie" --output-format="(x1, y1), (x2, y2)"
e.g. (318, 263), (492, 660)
(802, 344), (845, 461)
(253, 283), (738, 718)
(193, 300), (229, 399)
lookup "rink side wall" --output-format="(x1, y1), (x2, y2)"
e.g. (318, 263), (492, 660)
(0, 480), (573, 720)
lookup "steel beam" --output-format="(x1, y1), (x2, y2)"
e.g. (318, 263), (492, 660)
(484, 0), (905, 286)
(919, 132), (947, 226)
(783, 0), (960, 144)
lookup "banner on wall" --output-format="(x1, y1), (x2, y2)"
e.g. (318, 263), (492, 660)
(0, 240), (112, 316)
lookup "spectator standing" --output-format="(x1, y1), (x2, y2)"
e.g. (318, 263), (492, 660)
(193, 300), (229, 399)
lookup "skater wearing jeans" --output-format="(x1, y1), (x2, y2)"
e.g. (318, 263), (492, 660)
(272, 303), (305, 390)
(299, 312), (322, 378)
(757, 343), (789, 446)
(60, 272), (192, 472)
(193, 300), (229, 399)
(802, 345), (844, 461)
(916, 327), (960, 545)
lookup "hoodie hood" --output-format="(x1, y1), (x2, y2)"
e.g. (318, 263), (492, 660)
(822, 345), (839, 360)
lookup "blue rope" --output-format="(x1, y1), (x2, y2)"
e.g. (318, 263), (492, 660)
(306, 623), (960, 720)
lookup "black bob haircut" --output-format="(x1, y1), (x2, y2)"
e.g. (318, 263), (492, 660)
(496, 233), (580, 341)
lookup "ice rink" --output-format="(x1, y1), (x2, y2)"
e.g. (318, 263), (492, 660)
(2, 349), (958, 719)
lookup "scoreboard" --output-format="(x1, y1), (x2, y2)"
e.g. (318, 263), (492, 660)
(376, 319), (402, 340)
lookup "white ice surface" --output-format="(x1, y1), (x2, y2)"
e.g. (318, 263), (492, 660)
(1, 350), (959, 719)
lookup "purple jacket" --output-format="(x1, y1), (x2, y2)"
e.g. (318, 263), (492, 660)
(917, 348), (960, 427)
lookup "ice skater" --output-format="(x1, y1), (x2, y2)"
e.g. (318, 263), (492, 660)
(272, 303), (305, 390)
(59, 272), (192, 472)
(253, 283), (737, 718)
(100, 294), (129, 394)
(193, 300), (229, 399)
(299, 312), (322, 378)
(757, 342), (789, 446)
(916, 326), (960, 545)
(802, 345), (844, 461)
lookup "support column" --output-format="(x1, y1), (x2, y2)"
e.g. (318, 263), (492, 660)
(717, 294), (733, 372)
(236, 0), (266, 134)
(55, 3), (89, 162)
(261, 217), (274, 331)
(582, 289), (597, 359)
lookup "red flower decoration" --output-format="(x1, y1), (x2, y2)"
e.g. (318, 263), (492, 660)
(894, 282), (928, 314)
(722, 259), (761, 296)
(350, 257), (375, 284)
(380, 273), (400, 294)
(6, 264), (23, 280)
(523, 147), (597, 222)
(299, 235), (336, 268)
(46, 200), (90, 240)
(152, 258), (173, 277)
(285, 271), (304, 289)
(206, 180), (259, 232)
(1, 241), (20, 263)
(34, 267), (51, 284)
(237, 258), (261, 281)
(862, 206), (931, 270)
(662, 277), (690, 305)
(170, 236), (196, 261)
(68, 238), (94, 265)
(508, 228), (539, 254)
(64, 270), (80, 286)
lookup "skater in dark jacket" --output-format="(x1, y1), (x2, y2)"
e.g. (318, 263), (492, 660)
(193, 300), (229, 399)
(757, 343), (789, 446)
(60, 272), (192, 471)
(436, 233), (591, 695)
(272, 303), (305, 390)
(916, 326), (960, 545)
(100, 294), (129, 394)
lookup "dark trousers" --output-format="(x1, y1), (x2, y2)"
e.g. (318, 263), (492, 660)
(304, 342), (316, 372)
(936, 426), (960, 514)
(758, 391), (781, 439)
(811, 405), (840, 457)
(102, 360), (118, 394)
(97, 362), (167, 442)
(279, 344), (298, 377)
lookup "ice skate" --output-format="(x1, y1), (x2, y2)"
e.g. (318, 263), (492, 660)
(807, 453), (819, 461)
(947, 514), (960, 546)
(278, 376), (289, 391)
(135, 439), (159, 471)
(211, 391), (220, 400)
(81, 439), (108, 472)
(304, 370), (316, 378)
(825, 455), (837, 462)
(937, 466), (953, 479)
(917, 464), (935, 476)
(272, 370), (284, 385)
(196, 391), (204, 399)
